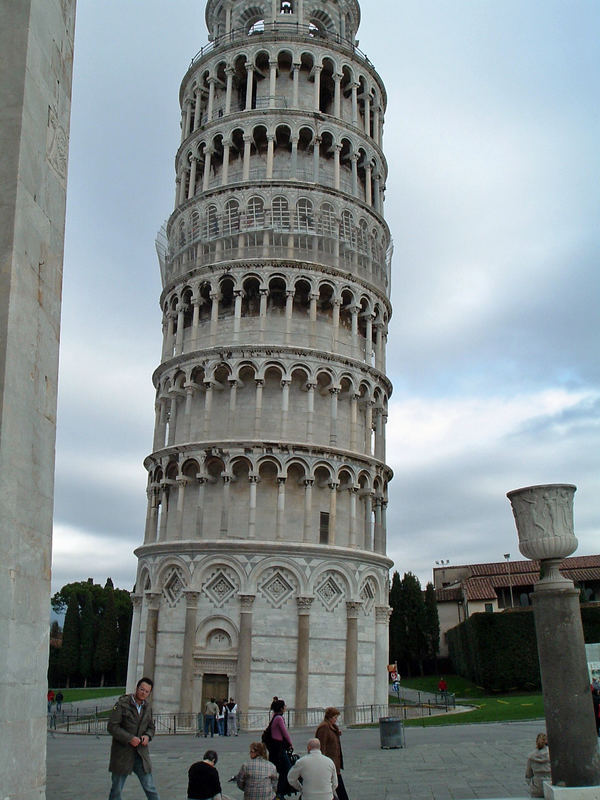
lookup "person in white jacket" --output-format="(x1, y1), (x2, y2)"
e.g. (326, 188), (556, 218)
(287, 739), (337, 800)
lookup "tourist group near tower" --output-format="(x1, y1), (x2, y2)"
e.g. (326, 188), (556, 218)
(127, 0), (393, 717)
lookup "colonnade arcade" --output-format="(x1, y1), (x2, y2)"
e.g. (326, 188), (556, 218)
(180, 42), (385, 150)
(160, 267), (390, 367)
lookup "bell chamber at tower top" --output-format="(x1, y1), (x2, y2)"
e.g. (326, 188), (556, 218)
(204, 0), (361, 44)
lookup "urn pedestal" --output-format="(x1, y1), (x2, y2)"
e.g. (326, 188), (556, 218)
(507, 484), (600, 791)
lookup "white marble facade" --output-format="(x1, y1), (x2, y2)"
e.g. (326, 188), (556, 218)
(128, 0), (393, 717)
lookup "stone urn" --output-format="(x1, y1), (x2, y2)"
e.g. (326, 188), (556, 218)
(506, 484), (577, 561)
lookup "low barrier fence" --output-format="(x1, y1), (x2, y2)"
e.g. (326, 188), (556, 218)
(48, 693), (455, 735)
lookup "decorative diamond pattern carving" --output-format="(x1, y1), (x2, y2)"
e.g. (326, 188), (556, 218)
(316, 573), (344, 611)
(260, 570), (295, 608)
(360, 579), (376, 615)
(163, 567), (185, 606)
(204, 570), (237, 608)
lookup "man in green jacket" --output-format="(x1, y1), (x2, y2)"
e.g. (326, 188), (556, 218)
(107, 677), (161, 800)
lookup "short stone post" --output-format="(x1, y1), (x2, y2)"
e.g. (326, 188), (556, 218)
(507, 484), (600, 791)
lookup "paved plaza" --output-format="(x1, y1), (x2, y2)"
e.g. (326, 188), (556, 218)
(46, 719), (548, 800)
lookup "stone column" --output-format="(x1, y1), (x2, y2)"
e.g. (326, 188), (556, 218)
(233, 289), (243, 341)
(365, 162), (372, 206)
(306, 382), (316, 442)
(313, 65), (322, 110)
(363, 93), (371, 135)
(276, 478), (286, 540)
(312, 137), (321, 183)
(333, 144), (341, 191)
(143, 592), (162, 680)
(328, 481), (338, 544)
(351, 82), (359, 125)
(203, 381), (214, 437)
(373, 497), (384, 553)
(209, 291), (220, 345)
(349, 487), (358, 548)
(175, 304), (185, 353)
(331, 298), (340, 350)
(195, 476), (206, 537)
(295, 597), (314, 723)
(350, 393), (359, 450)
(269, 60), (277, 106)
(281, 379), (290, 438)
(303, 479), (314, 542)
(507, 484), (600, 789)
(158, 484), (169, 541)
(220, 475), (231, 537)
(259, 289), (268, 341)
(225, 67), (234, 114)
(227, 379), (238, 431)
(237, 595), (256, 725)
(374, 606), (392, 706)
(207, 77), (215, 121)
(254, 378), (264, 437)
(363, 491), (373, 550)
(266, 134), (275, 179)
(126, 594), (143, 692)
(351, 153), (359, 197)
(193, 89), (202, 130)
(329, 387), (339, 445)
(344, 602), (361, 723)
(291, 136), (298, 179)
(243, 135), (252, 180)
(221, 140), (231, 185)
(175, 478), (187, 539)
(202, 148), (212, 191)
(292, 63), (300, 107)
(179, 591), (200, 714)
(245, 63), (254, 110)
(187, 156), (198, 199)
(333, 73), (342, 118)
(248, 475), (258, 538)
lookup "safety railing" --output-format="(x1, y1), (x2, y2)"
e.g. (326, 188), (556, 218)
(189, 24), (375, 70)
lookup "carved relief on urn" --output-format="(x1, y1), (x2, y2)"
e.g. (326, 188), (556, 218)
(506, 484), (577, 561)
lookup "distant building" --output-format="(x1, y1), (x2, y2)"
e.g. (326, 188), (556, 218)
(433, 555), (600, 658)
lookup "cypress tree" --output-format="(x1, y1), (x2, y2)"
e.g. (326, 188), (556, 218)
(388, 570), (403, 668)
(79, 588), (95, 687)
(94, 578), (118, 686)
(58, 593), (80, 688)
(424, 581), (440, 665)
(401, 572), (427, 676)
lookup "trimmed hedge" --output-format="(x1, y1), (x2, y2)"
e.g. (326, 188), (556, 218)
(447, 604), (600, 693)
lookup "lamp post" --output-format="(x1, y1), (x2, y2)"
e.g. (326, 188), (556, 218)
(507, 484), (600, 792)
(504, 553), (514, 608)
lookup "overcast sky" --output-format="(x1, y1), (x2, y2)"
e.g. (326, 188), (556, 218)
(53, 0), (600, 594)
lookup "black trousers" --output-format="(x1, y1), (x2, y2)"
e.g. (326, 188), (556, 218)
(335, 772), (349, 800)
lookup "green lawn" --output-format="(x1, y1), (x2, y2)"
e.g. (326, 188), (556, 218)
(392, 675), (544, 726)
(50, 687), (125, 703)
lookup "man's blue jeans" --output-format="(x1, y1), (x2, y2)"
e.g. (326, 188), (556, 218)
(109, 752), (160, 800)
(203, 714), (215, 737)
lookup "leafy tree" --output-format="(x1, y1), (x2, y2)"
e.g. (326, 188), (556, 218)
(94, 578), (118, 686)
(114, 587), (133, 684)
(423, 581), (440, 664)
(57, 593), (80, 687)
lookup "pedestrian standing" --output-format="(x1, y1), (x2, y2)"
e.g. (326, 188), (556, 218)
(107, 676), (160, 800)
(204, 697), (219, 738)
(47, 689), (55, 713)
(315, 707), (349, 800)
(263, 699), (294, 798)
(287, 739), (337, 800)
(55, 690), (64, 712)
(226, 698), (238, 736)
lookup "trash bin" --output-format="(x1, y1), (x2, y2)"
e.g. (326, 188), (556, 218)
(379, 716), (405, 749)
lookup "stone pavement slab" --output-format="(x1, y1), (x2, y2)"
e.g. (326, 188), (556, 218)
(46, 720), (549, 800)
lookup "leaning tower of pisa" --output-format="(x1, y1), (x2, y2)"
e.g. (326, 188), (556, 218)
(127, 0), (393, 720)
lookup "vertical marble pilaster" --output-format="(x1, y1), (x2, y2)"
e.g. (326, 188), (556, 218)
(237, 595), (255, 724)
(295, 597), (314, 722)
(143, 592), (162, 680)
(374, 606), (392, 705)
(179, 591), (200, 714)
(126, 595), (143, 692)
(344, 601), (361, 723)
